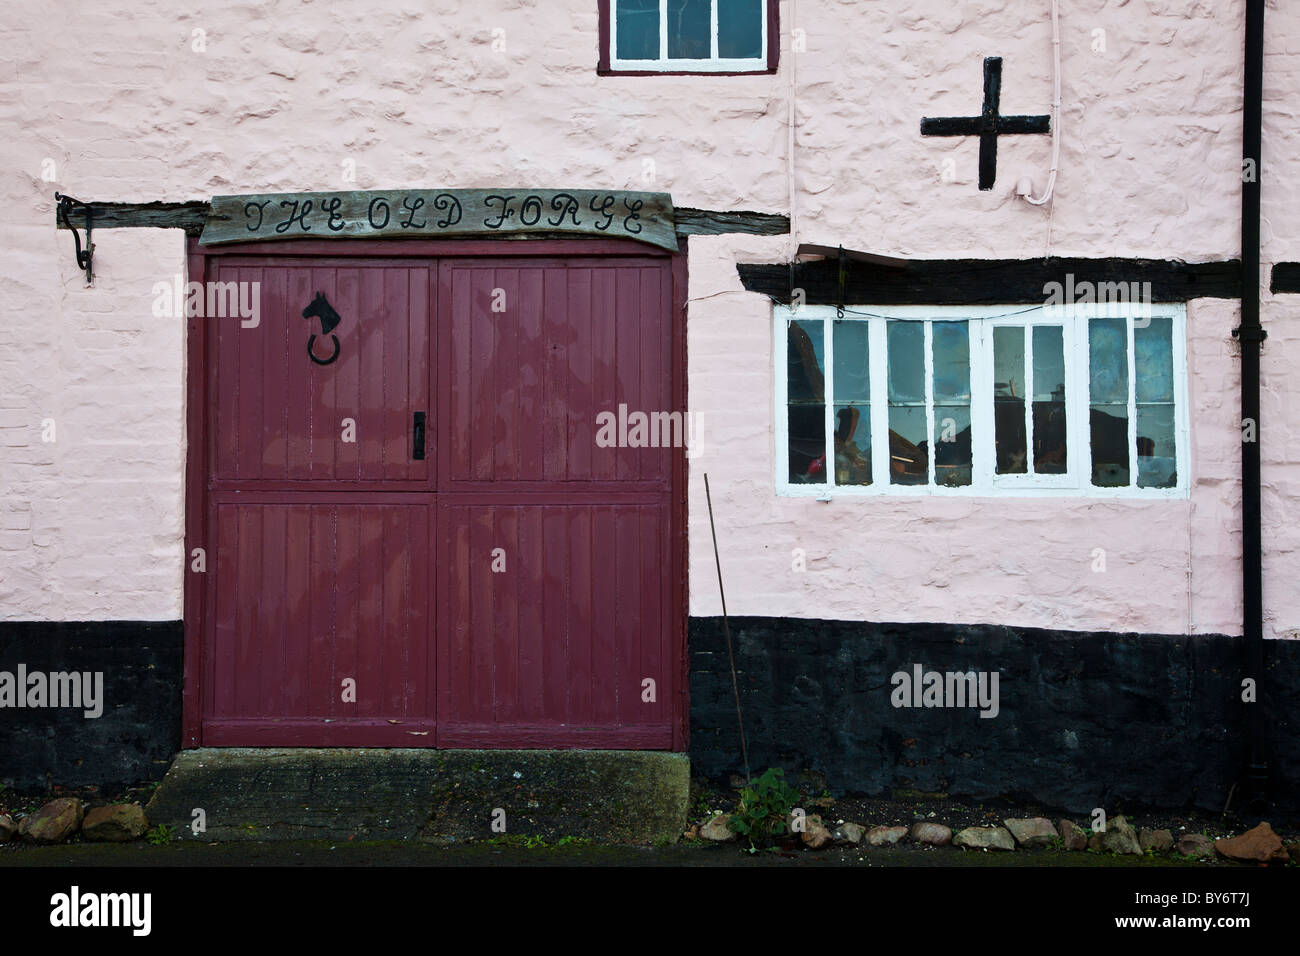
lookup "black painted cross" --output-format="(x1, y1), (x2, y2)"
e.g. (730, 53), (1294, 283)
(921, 57), (1050, 191)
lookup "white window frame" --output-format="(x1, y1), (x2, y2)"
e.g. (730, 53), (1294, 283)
(609, 0), (770, 73)
(773, 303), (1190, 499)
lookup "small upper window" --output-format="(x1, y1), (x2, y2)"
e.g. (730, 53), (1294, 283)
(600, 0), (776, 74)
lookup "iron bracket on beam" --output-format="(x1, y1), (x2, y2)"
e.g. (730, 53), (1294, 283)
(54, 192), (94, 284)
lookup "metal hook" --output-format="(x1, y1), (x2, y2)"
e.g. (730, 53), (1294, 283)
(54, 192), (93, 284)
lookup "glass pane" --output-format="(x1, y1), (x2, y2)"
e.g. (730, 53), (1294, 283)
(1090, 404), (1130, 486)
(1136, 404), (1177, 488)
(787, 320), (824, 483)
(887, 321), (924, 403)
(668, 0), (711, 59)
(1089, 317), (1129, 405)
(834, 403), (871, 485)
(832, 320), (870, 402)
(1032, 326), (1065, 401)
(787, 320), (824, 404)
(1090, 317), (1131, 486)
(993, 326), (1027, 474)
(887, 321), (926, 485)
(788, 405), (826, 484)
(933, 404), (972, 486)
(616, 0), (661, 59)
(718, 0), (763, 59)
(931, 321), (970, 401)
(1135, 316), (1174, 403)
(1032, 326), (1067, 474)
(889, 406), (928, 485)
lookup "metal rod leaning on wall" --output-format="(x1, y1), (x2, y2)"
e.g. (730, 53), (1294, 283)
(704, 473), (751, 784)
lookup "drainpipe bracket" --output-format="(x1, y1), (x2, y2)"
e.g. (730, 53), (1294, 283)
(1231, 325), (1267, 344)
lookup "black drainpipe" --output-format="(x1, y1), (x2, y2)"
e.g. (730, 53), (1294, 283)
(1234, 0), (1268, 811)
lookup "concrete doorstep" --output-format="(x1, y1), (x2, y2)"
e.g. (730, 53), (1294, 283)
(145, 749), (690, 845)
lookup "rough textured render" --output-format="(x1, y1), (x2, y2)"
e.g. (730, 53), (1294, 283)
(0, 0), (1296, 637)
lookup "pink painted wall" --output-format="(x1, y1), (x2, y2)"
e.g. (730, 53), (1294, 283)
(0, 0), (1296, 637)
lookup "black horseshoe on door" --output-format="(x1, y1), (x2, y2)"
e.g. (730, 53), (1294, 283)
(307, 333), (340, 365)
(302, 291), (342, 366)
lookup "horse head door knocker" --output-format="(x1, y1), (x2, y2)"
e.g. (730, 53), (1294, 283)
(303, 292), (342, 366)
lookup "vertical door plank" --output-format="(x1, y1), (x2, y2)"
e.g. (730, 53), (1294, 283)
(233, 505), (263, 716)
(568, 504), (593, 722)
(259, 503), (288, 717)
(590, 268), (618, 482)
(567, 268), (594, 480)
(493, 269), (520, 481)
(282, 504), (311, 716)
(517, 268), (545, 480)
(382, 268), (411, 481)
(542, 269), (568, 482)
(516, 505), (545, 720)
(285, 267), (314, 480)
(541, 506), (569, 720)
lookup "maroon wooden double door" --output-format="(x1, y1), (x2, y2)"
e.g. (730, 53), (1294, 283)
(185, 243), (683, 749)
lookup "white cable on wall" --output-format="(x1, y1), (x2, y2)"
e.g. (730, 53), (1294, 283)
(1022, 0), (1061, 206)
(787, 0), (799, 253)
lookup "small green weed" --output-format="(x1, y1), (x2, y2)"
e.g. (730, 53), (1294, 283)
(727, 768), (800, 848)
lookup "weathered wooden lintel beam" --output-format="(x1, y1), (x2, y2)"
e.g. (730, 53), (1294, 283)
(52, 199), (790, 239)
(739, 257), (1243, 305)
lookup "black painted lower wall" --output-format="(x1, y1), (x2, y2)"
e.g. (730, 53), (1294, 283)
(6, 615), (1296, 816)
(0, 621), (183, 793)
(689, 617), (1300, 815)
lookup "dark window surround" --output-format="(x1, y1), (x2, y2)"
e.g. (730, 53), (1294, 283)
(597, 0), (780, 76)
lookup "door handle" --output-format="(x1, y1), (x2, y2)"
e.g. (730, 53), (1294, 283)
(412, 412), (426, 460)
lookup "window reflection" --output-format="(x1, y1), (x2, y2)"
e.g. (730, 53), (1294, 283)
(1135, 316), (1176, 488)
(787, 320), (825, 483)
(834, 404), (871, 485)
(994, 326), (1027, 474)
(888, 322), (927, 484)
(781, 310), (1178, 494)
(833, 321), (870, 485)
(1089, 318), (1130, 486)
(932, 321), (971, 486)
(1032, 326), (1067, 474)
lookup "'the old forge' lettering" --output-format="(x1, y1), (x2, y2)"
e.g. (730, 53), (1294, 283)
(200, 189), (678, 251)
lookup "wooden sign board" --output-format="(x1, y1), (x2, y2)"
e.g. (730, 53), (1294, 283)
(200, 189), (678, 251)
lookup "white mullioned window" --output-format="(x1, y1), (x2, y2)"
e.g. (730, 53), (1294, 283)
(609, 0), (770, 73)
(775, 303), (1189, 498)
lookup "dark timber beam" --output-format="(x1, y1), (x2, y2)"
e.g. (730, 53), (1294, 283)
(1270, 262), (1300, 293)
(53, 199), (790, 240)
(738, 256), (1242, 304)
(52, 200), (211, 236)
(672, 208), (790, 237)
